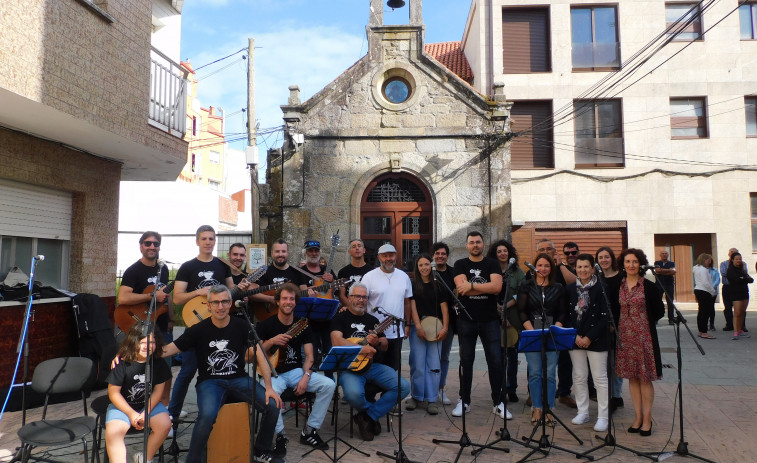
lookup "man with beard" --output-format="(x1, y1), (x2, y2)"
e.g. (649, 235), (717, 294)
(162, 285), (283, 463)
(451, 231), (509, 420)
(228, 243), (248, 286)
(300, 240), (336, 370)
(257, 283), (335, 457)
(432, 242), (456, 406)
(360, 244), (412, 371)
(330, 283), (410, 441)
(338, 239), (372, 307)
(118, 231), (173, 405)
(251, 239), (309, 309)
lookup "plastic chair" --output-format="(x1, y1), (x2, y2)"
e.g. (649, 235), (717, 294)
(16, 357), (97, 463)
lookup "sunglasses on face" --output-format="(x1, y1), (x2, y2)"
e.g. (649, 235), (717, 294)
(564, 251), (578, 256)
(142, 241), (161, 248)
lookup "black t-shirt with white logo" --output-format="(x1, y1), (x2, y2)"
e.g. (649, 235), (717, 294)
(330, 310), (385, 342)
(174, 317), (250, 384)
(257, 316), (312, 374)
(453, 257), (501, 322)
(175, 257), (231, 291)
(257, 265), (308, 288)
(106, 357), (172, 410)
(121, 260), (170, 331)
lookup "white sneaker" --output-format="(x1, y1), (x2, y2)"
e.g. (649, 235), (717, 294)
(179, 410), (188, 419)
(594, 418), (609, 432)
(440, 389), (452, 405)
(132, 452), (144, 463)
(493, 402), (513, 420)
(571, 413), (590, 425)
(167, 427), (174, 438)
(451, 399), (470, 417)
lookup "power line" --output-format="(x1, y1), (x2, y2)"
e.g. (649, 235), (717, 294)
(192, 47), (246, 71)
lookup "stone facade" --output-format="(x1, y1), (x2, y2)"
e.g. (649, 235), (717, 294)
(261, 0), (512, 266)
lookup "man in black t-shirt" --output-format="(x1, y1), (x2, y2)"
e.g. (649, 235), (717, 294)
(119, 231), (173, 405)
(330, 283), (410, 441)
(432, 242), (457, 406)
(162, 285), (282, 463)
(452, 231), (508, 420)
(337, 239), (372, 307)
(251, 239), (309, 316)
(257, 283), (335, 456)
(228, 242), (248, 286)
(300, 239), (338, 369)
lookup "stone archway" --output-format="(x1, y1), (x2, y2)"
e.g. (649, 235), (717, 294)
(360, 172), (433, 270)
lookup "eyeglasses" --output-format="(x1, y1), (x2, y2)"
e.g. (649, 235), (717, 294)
(208, 299), (232, 308)
(350, 295), (368, 300)
(537, 247), (555, 252)
(564, 251), (578, 256)
(142, 241), (161, 248)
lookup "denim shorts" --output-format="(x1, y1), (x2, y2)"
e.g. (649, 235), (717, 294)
(106, 402), (169, 425)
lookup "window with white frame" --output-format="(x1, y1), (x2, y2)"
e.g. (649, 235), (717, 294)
(665, 3), (703, 41)
(571, 6), (620, 70)
(209, 150), (221, 164)
(747, 97), (757, 136)
(670, 97), (708, 139)
(740, 2), (757, 40)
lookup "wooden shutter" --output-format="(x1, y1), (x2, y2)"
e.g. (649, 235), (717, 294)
(510, 101), (554, 169)
(503, 8), (551, 73)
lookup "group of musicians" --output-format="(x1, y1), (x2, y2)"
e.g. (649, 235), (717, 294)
(117, 226), (657, 463)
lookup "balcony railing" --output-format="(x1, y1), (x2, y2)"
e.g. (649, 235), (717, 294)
(572, 42), (620, 70)
(149, 47), (187, 137)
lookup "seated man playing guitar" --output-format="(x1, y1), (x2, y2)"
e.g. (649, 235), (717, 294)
(330, 283), (410, 442)
(256, 283), (335, 458)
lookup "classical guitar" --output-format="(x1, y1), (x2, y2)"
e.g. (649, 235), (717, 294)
(250, 277), (350, 322)
(256, 318), (309, 375)
(181, 266), (267, 327)
(115, 281), (175, 332)
(345, 315), (396, 374)
(317, 232), (340, 298)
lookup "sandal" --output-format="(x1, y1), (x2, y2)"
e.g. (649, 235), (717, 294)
(698, 333), (716, 339)
(531, 409), (542, 425)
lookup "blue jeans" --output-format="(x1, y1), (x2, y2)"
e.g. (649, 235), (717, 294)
(457, 318), (504, 405)
(525, 350), (558, 409)
(341, 363), (410, 422)
(438, 332), (456, 389)
(266, 369), (335, 434)
(188, 376), (278, 463)
(168, 348), (197, 420)
(408, 326), (441, 402)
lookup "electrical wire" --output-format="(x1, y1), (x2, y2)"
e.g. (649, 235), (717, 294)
(192, 47), (246, 72)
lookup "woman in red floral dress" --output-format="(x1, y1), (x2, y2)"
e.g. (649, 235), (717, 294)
(614, 248), (665, 436)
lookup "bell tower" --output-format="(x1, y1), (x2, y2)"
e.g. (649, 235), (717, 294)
(368, 0), (423, 26)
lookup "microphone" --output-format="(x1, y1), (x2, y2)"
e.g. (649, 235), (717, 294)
(507, 257), (517, 268)
(371, 306), (383, 314)
(594, 263), (603, 275)
(524, 261), (537, 272)
(431, 262), (439, 281)
(34, 255), (45, 261)
(234, 300), (246, 309)
(641, 264), (658, 271)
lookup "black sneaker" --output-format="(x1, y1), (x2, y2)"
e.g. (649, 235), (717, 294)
(300, 428), (328, 450)
(253, 448), (284, 463)
(507, 392), (519, 403)
(353, 411), (374, 441)
(272, 434), (288, 458)
(723, 325), (734, 331)
(372, 416), (381, 436)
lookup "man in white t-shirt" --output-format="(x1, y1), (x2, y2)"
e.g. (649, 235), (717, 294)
(361, 243), (412, 371)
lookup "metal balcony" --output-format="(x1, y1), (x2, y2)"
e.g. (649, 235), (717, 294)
(149, 47), (187, 137)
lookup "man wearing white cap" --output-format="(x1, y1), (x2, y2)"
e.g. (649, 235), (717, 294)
(361, 243), (413, 371)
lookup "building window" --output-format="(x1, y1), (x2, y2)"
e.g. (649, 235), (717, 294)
(670, 97), (708, 139)
(209, 150), (221, 164)
(192, 116), (198, 136)
(665, 3), (703, 41)
(510, 101), (554, 169)
(0, 236), (69, 289)
(571, 6), (620, 71)
(502, 7), (551, 73)
(191, 153), (197, 172)
(382, 77), (412, 104)
(574, 99), (624, 167)
(752, 194), (757, 252)
(739, 3), (757, 40)
(747, 97), (757, 137)
(209, 180), (221, 191)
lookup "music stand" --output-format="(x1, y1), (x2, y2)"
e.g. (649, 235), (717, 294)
(294, 297), (340, 320)
(518, 326), (589, 462)
(302, 346), (368, 462)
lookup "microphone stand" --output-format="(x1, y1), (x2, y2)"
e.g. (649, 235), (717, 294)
(139, 263), (164, 460)
(238, 306), (278, 463)
(373, 308), (416, 463)
(651, 272), (714, 463)
(431, 266), (472, 322)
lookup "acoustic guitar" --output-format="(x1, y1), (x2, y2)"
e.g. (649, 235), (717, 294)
(256, 318), (309, 376)
(317, 233), (340, 298)
(115, 281), (175, 332)
(345, 315), (396, 374)
(250, 278), (350, 322)
(181, 266), (267, 327)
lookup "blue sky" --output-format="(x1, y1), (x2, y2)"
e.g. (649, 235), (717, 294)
(180, 0), (471, 167)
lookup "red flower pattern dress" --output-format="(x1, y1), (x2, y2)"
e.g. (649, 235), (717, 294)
(615, 278), (660, 381)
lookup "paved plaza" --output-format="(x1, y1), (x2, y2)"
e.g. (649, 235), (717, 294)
(1, 305), (755, 463)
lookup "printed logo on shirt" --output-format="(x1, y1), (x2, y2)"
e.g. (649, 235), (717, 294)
(349, 275), (363, 284)
(207, 339), (239, 375)
(272, 277), (288, 284)
(283, 345), (297, 365)
(127, 374), (146, 403)
(147, 275), (158, 286)
(197, 271), (221, 288)
(349, 323), (368, 338)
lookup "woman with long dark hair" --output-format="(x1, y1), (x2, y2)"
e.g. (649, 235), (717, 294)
(406, 254), (449, 415)
(517, 253), (567, 425)
(727, 252), (753, 340)
(487, 239), (525, 403)
(595, 246), (624, 411)
(614, 248), (664, 436)
(565, 254), (610, 432)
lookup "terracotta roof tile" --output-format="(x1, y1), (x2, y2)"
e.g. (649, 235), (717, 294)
(424, 41), (473, 84)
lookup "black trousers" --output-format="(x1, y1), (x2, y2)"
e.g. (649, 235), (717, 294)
(695, 289), (715, 334)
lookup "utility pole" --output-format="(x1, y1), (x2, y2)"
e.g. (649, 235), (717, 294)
(246, 37), (259, 243)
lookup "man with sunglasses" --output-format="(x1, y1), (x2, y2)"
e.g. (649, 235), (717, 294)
(162, 285), (283, 463)
(118, 231), (173, 405)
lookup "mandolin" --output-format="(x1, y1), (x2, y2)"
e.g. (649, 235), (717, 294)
(345, 315), (396, 374)
(115, 281), (175, 332)
(256, 318), (309, 376)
